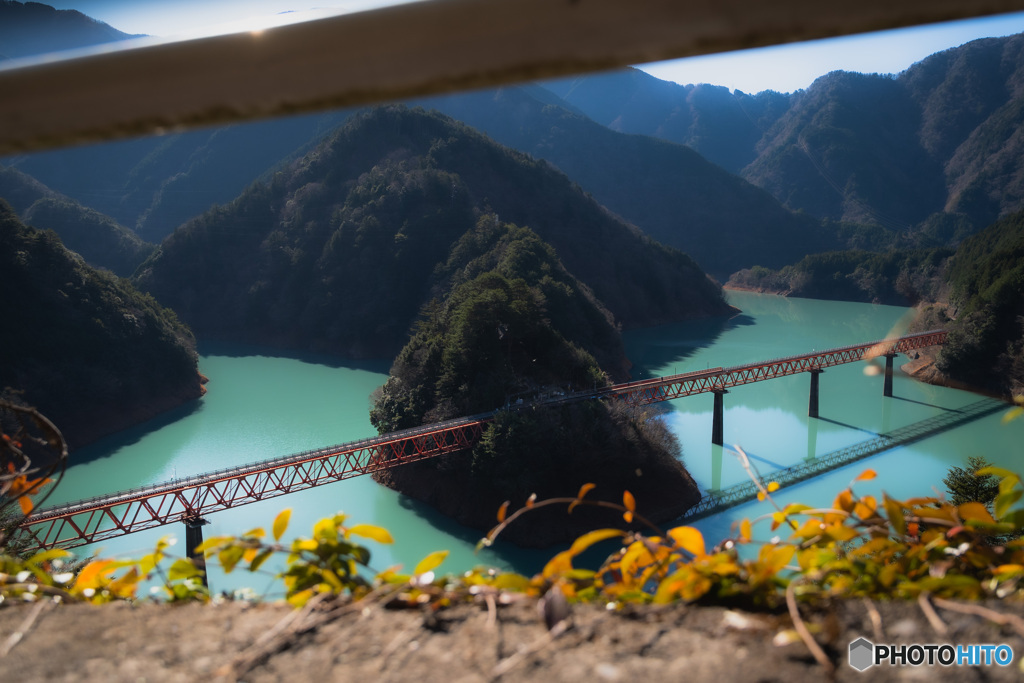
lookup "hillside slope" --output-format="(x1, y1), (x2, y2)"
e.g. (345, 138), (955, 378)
(0, 202), (202, 447)
(0, 165), (153, 276)
(135, 106), (730, 359)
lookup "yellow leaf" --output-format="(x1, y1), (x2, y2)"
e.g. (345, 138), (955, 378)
(287, 588), (315, 608)
(757, 491), (767, 502)
(18, 495), (33, 515)
(833, 489), (855, 513)
(496, 500), (509, 522)
(74, 560), (115, 591)
(957, 502), (995, 524)
(26, 549), (70, 566)
(273, 509), (292, 542)
(620, 542), (655, 584)
(313, 517), (337, 541)
(880, 493), (904, 535)
(542, 550), (573, 579)
(414, 550), (449, 576)
(766, 481), (780, 493)
(855, 469), (877, 482)
(825, 524), (860, 542)
(348, 524), (394, 544)
(739, 518), (752, 542)
(667, 526), (706, 557)
(1002, 406), (1024, 424)
(623, 490), (636, 512)
(577, 483), (596, 500)
(623, 510), (634, 524)
(196, 536), (232, 553)
(568, 528), (626, 557)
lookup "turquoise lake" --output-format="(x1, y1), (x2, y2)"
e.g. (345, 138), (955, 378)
(44, 291), (1024, 593)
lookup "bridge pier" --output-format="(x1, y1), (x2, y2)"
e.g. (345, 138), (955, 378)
(712, 390), (728, 445)
(883, 353), (896, 397)
(808, 369), (823, 418)
(185, 516), (210, 588)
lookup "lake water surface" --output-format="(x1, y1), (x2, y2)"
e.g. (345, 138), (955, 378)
(46, 292), (1023, 592)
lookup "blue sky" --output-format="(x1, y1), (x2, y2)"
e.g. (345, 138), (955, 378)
(45, 2), (1024, 94)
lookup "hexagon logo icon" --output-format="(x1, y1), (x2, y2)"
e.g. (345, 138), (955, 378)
(849, 637), (875, 671)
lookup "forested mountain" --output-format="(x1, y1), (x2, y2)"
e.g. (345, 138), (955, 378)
(8, 111), (350, 242)
(0, 202), (202, 447)
(366, 212), (701, 545)
(935, 211), (1024, 396)
(0, 166), (153, 276)
(548, 35), (1024, 244)
(0, 0), (140, 59)
(420, 87), (834, 277)
(543, 69), (791, 173)
(135, 106), (729, 359)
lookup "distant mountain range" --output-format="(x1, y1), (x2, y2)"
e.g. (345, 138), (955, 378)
(8, 6), (1024, 282)
(0, 0), (141, 59)
(546, 36), (1024, 238)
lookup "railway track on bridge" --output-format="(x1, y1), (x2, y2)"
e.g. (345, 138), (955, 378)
(17, 330), (949, 551)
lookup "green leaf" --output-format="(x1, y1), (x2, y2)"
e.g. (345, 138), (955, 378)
(995, 489), (1023, 521)
(168, 558), (202, 581)
(249, 548), (275, 573)
(218, 545), (245, 574)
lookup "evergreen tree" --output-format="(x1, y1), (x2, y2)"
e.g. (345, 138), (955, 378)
(943, 456), (999, 508)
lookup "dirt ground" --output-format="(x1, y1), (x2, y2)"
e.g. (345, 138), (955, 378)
(3, 595), (1024, 682)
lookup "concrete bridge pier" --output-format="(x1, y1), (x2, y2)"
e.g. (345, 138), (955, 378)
(712, 389), (728, 445)
(184, 516), (210, 588)
(808, 369), (823, 418)
(883, 353), (896, 397)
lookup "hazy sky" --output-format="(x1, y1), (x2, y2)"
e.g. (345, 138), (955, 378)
(43, 2), (1024, 94)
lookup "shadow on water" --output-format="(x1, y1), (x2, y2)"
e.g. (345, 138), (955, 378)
(198, 340), (392, 374)
(743, 449), (787, 471)
(817, 416), (880, 437)
(624, 311), (755, 382)
(892, 395), (961, 413)
(67, 399), (205, 467)
(395, 494), (553, 575)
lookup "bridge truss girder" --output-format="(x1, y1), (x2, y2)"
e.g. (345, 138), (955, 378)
(611, 330), (947, 406)
(19, 420), (487, 551)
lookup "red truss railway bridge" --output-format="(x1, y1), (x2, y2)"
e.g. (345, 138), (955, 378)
(19, 330), (946, 554)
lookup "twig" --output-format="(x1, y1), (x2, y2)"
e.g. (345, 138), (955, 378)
(218, 584), (402, 681)
(917, 592), (948, 636)
(490, 618), (570, 680)
(0, 598), (52, 657)
(485, 592), (497, 629)
(377, 615), (425, 672)
(785, 581), (834, 675)
(932, 597), (1024, 638)
(862, 597), (884, 642)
